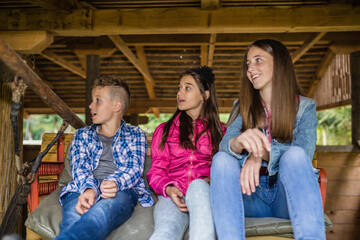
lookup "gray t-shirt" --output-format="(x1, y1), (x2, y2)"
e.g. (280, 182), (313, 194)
(93, 133), (117, 182)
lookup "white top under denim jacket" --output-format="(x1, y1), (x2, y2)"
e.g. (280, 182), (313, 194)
(219, 96), (318, 177)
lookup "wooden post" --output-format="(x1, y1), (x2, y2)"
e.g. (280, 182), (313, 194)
(86, 55), (100, 126)
(130, 114), (139, 126)
(350, 51), (360, 148)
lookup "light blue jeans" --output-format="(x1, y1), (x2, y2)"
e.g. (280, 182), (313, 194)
(56, 189), (138, 240)
(150, 179), (215, 240)
(211, 147), (325, 240)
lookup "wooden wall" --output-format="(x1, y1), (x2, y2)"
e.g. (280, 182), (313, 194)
(317, 149), (360, 240)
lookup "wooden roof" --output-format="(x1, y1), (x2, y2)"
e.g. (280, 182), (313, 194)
(0, 0), (359, 115)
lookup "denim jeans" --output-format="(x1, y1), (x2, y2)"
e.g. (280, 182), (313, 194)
(56, 189), (138, 240)
(150, 179), (215, 240)
(211, 147), (325, 240)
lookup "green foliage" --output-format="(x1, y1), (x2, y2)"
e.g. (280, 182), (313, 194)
(138, 113), (231, 136)
(316, 106), (352, 145)
(23, 114), (85, 141)
(23, 108), (352, 146)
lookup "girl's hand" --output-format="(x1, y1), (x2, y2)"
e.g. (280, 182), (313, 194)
(240, 154), (262, 196)
(100, 180), (118, 199)
(230, 128), (271, 158)
(165, 185), (188, 212)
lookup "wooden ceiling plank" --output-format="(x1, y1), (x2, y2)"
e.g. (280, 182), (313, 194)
(0, 31), (53, 54)
(208, 33), (217, 67)
(109, 35), (155, 86)
(41, 49), (86, 78)
(291, 32), (327, 63)
(2, 6), (360, 35)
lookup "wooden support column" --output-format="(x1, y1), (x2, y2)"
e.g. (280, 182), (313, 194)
(86, 55), (100, 126)
(350, 51), (360, 148)
(130, 114), (139, 126)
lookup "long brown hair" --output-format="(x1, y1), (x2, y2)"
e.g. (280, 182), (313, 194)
(228, 39), (302, 142)
(159, 66), (223, 156)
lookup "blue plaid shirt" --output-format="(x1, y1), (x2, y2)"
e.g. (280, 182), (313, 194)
(59, 120), (153, 207)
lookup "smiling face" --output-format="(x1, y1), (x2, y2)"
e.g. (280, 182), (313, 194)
(177, 74), (205, 120)
(246, 46), (274, 95)
(89, 86), (118, 125)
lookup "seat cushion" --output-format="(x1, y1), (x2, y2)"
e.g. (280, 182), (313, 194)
(26, 146), (331, 239)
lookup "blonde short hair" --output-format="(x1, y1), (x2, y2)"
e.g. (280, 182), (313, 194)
(92, 75), (130, 114)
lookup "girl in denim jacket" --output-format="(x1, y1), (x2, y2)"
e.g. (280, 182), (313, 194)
(147, 66), (225, 240)
(210, 39), (325, 240)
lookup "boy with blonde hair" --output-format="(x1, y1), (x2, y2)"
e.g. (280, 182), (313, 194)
(56, 75), (153, 240)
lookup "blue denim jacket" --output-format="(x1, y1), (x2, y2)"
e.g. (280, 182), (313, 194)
(219, 96), (318, 176)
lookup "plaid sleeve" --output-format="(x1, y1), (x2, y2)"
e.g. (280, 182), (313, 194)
(70, 129), (100, 195)
(105, 127), (147, 191)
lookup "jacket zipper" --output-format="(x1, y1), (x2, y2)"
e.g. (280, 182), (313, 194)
(188, 150), (194, 184)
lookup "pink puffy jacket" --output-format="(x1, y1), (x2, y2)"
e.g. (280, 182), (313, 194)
(147, 114), (226, 197)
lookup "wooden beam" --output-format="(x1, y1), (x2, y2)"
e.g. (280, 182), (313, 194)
(24, 0), (73, 13)
(350, 51), (360, 148)
(23, 56), (53, 88)
(0, 31), (53, 54)
(135, 46), (156, 99)
(208, 34), (217, 67)
(41, 49), (86, 78)
(329, 41), (360, 54)
(135, 45), (160, 117)
(306, 49), (335, 98)
(201, 0), (221, 10)
(201, 44), (208, 66)
(291, 32), (327, 63)
(109, 35), (155, 86)
(1, 6), (359, 35)
(0, 37), (85, 129)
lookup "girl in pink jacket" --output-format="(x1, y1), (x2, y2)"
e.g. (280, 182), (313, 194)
(147, 66), (225, 240)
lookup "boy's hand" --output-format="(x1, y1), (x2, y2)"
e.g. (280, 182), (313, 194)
(76, 188), (96, 215)
(165, 185), (188, 212)
(100, 180), (118, 199)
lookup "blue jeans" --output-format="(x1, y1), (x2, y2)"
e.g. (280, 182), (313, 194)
(150, 179), (215, 240)
(211, 147), (325, 240)
(56, 189), (138, 240)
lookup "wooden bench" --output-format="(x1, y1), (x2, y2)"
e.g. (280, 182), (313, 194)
(25, 133), (330, 240)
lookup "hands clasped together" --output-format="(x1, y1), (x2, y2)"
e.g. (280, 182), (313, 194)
(230, 128), (271, 196)
(75, 180), (118, 214)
